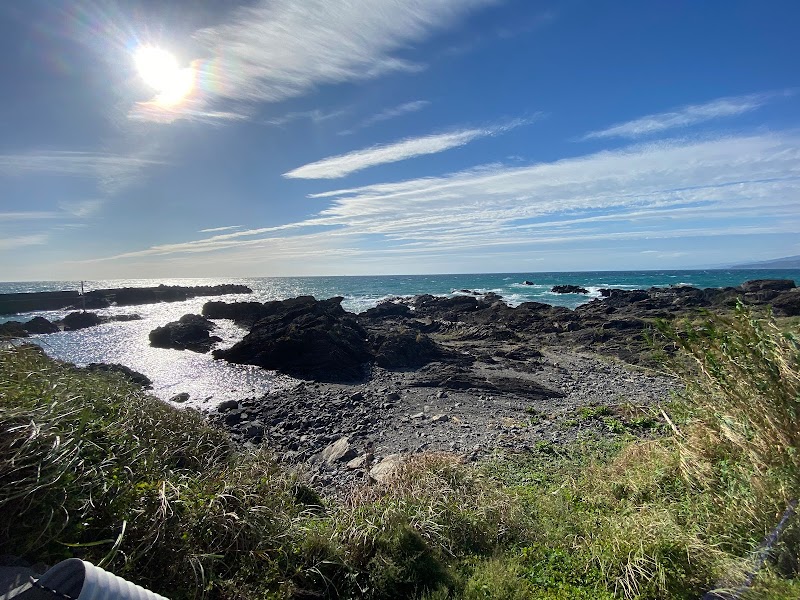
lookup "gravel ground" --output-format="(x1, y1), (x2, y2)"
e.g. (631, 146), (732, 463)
(209, 345), (677, 491)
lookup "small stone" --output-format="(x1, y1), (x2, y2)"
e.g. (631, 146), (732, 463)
(224, 412), (242, 426)
(244, 421), (265, 441)
(430, 414), (449, 423)
(386, 392), (401, 401)
(410, 412), (425, 420)
(321, 436), (357, 465)
(217, 399), (239, 411)
(350, 391), (365, 402)
(436, 390), (448, 399)
(346, 453), (370, 470)
(169, 392), (190, 403)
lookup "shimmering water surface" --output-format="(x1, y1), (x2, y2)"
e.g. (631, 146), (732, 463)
(3, 270), (798, 409)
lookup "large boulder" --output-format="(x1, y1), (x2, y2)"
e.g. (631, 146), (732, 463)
(202, 301), (275, 328)
(359, 301), (412, 320)
(213, 296), (373, 382)
(771, 288), (800, 316)
(740, 279), (795, 293)
(83, 363), (153, 388)
(371, 330), (449, 369)
(740, 279), (796, 303)
(23, 316), (59, 334)
(62, 311), (102, 331)
(0, 321), (27, 338)
(149, 314), (221, 353)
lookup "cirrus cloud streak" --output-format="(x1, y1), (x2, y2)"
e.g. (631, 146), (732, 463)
(87, 131), (800, 269)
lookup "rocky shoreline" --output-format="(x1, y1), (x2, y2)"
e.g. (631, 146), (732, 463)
(195, 278), (795, 489)
(4, 278), (797, 490)
(211, 348), (674, 490)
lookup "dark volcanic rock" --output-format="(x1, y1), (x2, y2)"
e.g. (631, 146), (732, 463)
(552, 285), (589, 294)
(83, 363), (153, 388)
(23, 316), (59, 334)
(522, 280), (534, 285)
(100, 283), (252, 307)
(410, 364), (563, 399)
(772, 288), (800, 316)
(0, 321), (27, 338)
(203, 301), (274, 328)
(214, 296), (373, 382)
(371, 330), (455, 369)
(360, 301), (412, 320)
(149, 314), (221, 353)
(62, 311), (102, 331)
(412, 294), (480, 320)
(740, 279), (795, 293)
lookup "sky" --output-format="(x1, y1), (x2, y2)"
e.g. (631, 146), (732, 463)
(1, 0), (799, 280)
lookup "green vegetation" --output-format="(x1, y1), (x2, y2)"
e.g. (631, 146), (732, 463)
(1, 304), (799, 598)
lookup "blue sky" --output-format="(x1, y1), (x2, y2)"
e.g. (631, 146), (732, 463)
(1, 0), (799, 280)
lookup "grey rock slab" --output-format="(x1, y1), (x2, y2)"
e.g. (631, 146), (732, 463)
(322, 436), (357, 465)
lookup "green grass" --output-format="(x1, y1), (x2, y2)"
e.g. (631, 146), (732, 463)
(2, 303), (799, 599)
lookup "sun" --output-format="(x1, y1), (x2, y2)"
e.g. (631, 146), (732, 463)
(134, 46), (194, 106)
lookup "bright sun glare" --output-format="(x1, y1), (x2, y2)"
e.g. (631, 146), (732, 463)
(134, 46), (193, 106)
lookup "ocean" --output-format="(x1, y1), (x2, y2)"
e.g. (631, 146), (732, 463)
(3, 270), (798, 408)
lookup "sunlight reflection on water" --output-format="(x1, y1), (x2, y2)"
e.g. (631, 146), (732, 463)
(24, 292), (294, 410)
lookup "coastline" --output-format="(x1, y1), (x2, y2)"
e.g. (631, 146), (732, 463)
(3, 276), (797, 488)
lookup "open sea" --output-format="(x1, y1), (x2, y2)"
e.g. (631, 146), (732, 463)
(3, 270), (798, 409)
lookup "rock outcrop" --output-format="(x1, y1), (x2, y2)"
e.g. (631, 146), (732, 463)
(82, 363), (153, 388)
(552, 285), (588, 294)
(62, 311), (102, 331)
(0, 321), (27, 338)
(149, 314), (221, 352)
(213, 296), (373, 382)
(22, 316), (59, 334)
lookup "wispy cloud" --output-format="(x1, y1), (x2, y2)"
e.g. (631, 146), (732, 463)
(264, 108), (348, 127)
(128, 101), (248, 125)
(583, 92), (788, 140)
(0, 151), (163, 194)
(199, 225), (242, 233)
(88, 131), (800, 269)
(0, 212), (60, 221)
(340, 100), (430, 135)
(59, 199), (103, 218)
(283, 118), (529, 179)
(0, 234), (48, 251)
(134, 0), (496, 123)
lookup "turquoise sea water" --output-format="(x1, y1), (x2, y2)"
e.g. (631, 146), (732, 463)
(3, 270), (798, 408)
